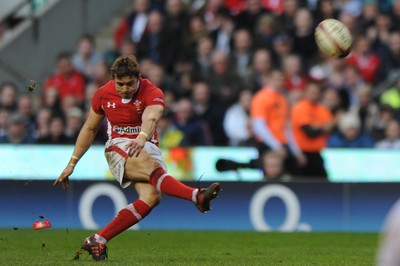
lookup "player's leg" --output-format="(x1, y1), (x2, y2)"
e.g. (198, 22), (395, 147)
(124, 147), (221, 213)
(95, 182), (160, 241)
(125, 150), (198, 200)
(81, 182), (161, 260)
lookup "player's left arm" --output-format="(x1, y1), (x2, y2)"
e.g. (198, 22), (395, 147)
(126, 104), (164, 157)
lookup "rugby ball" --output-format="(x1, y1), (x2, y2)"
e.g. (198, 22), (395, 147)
(314, 19), (352, 58)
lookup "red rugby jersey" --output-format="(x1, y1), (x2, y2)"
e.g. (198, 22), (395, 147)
(92, 78), (164, 143)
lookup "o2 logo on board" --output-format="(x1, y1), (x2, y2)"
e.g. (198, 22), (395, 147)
(249, 184), (311, 232)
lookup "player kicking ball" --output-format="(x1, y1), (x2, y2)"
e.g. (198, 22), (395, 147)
(53, 55), (221, 261)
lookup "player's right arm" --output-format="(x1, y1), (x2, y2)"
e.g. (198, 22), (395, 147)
(53, 108), (104, 189)
(250, 92), (285, 156)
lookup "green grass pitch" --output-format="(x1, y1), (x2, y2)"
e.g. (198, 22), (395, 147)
(0, 229), (379, 265)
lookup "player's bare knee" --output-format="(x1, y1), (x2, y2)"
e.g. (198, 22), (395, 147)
(141, 190), (161, 207)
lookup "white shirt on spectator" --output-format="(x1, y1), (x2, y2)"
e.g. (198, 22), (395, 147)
(131, 13), (148, 43)
(223, 103), (249, 146)
(375, 139), (400, 149)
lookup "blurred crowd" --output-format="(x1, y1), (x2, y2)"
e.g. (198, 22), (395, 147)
(1, 0), (400, 178)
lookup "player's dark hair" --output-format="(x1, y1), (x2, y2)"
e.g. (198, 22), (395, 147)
(111, 55), (141, 79)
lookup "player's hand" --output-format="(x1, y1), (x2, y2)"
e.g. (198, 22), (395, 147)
(53, 164), (74, 189)
(125, 137), (146, 157)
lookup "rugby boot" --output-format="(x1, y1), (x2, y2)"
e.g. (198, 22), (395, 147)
(196, 182), (221, 213)
(81, 235), (108, 261)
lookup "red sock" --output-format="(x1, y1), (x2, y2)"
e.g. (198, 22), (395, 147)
(149, 167), (197, 202)
(97, 200), (151, 242)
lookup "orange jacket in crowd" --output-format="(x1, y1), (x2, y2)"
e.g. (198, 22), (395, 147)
(251, 86), (289, 144)
(291, 99), (333, 152)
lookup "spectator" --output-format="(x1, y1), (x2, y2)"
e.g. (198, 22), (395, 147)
(313, 0), (339, 23)
(322, 88), (344, 116)
(114, 0), (150, 48)
(336, 0), (363, 18)
(377, 31), (400, 82)
(289, 8), (318, 68)
(345, 35), (381, 84)
(230, 28), (253, 80)
(277, 0), (299, 32)
(172, 98), (212, 146)
(271, 33), (293, 69)
(377, 0), (392, 13)
(104, 36), (138, 66)
(245, 48), (273, 92)
(338, 9), (358, 35)
(238, 119), (263, 150)
(162, 0), (190, 73)
(83, 83), (98, 113)
(341, 64), (366, 107)
(72, 34), (103, 82)
(282, 54), (308, 93)
(61, 94), (81, 116)
(250, 69), (306, 174)
(83, 86), (108, 145)
(349, 85), (380, 135)
(356, 1), (379, 34)
(209, 7), (235, 55)
(223, 89), (253, 146)
(157, 111), (184, 149)
(390, 0), (400, 31)
(35, 107), (52, 141)
(193, 36), (215, 78)
(372, 105), (397, 141)
(174, 70), (194, 99)
(253, 14), (279, 50)
(17, 94), (37, 140)
(42, 86), (63, 117)
(263, 0), (286, 14)
(17, 95), (36, 123)
(367, 12), (392, 55)
(138, 58), (156, 78)
(197, 0), (225, 31)
(375, 120), (400, 149)
(0, 108), (10, 137)
(65, 107), (85, 142)
(137, 11), (165, 66)
(262, 151), (292, 181)
(0, 81), (18, 111)
(37, 116), (72, 144)
(191, 80), (227, 146)
(327, 112), (374, 148)
(291, 82), (334, 178)
(208, 51), (242, 107)
(0, 113), (35, 144)
(90, 60), (111, 87)
(146, 63), (180, 97)
(184, 15), (209, 55)
(323, 56), (348, 90)
(44, 51), (86, 105)
(235, 0), (269, 34)
(380, 78), (400, 116)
